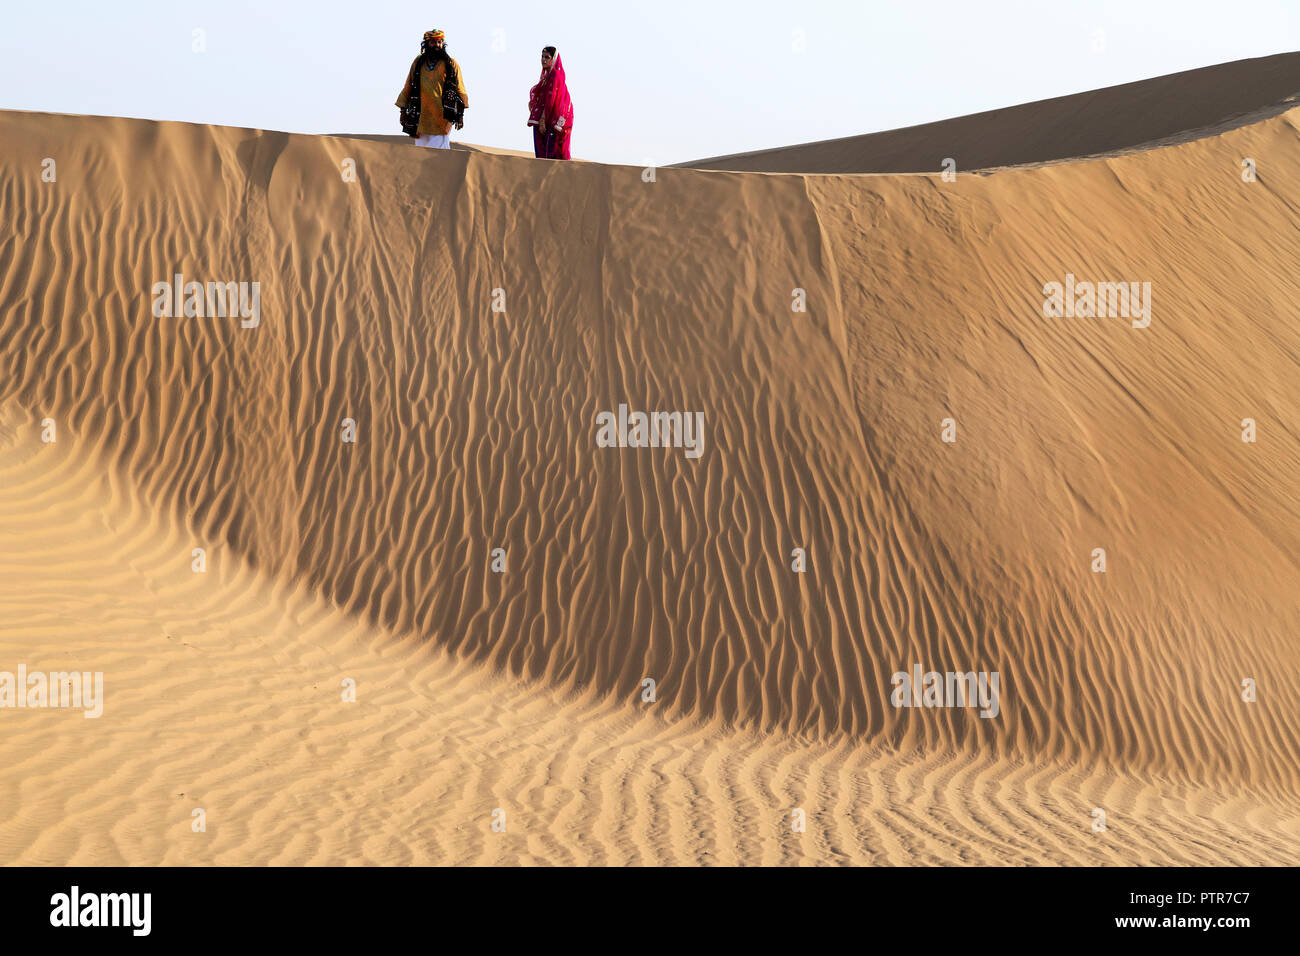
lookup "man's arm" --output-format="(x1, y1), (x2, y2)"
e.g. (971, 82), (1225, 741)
(395, 57), (418, 108)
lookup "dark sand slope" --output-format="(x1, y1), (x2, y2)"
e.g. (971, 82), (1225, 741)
(1, 58), (1298, 863)
(678, 53), (1300, 173)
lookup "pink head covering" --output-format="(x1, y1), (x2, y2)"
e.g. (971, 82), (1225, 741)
(528, 51), (574, 134)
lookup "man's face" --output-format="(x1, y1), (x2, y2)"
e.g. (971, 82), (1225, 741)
(433, 38), (444, 52)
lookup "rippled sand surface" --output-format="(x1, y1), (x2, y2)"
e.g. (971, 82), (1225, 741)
(2, 55), (1299, 863)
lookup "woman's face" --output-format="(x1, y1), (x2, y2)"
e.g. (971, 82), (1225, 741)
(541, 52), (554, 70)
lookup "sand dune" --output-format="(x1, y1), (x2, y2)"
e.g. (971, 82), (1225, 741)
(1, 432), (1295, 865)
(329, 132), (538, 158)
(679, 53), (1300, 172)
(2, 54), (1300, 864)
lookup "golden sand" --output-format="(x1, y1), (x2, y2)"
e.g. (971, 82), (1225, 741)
(2, 55), (1298, 864)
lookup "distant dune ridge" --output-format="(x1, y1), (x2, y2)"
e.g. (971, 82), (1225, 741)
(2, 54), (1299, 864)
(678, 52), (1300, 173)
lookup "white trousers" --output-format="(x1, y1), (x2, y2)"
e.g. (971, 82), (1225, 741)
(414, 133), (451, 149)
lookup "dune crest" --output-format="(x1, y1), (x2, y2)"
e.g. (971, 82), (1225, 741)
(679, 53), (1300, 173)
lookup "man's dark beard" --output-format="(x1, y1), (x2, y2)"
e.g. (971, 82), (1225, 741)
(422, 46), (450, 68)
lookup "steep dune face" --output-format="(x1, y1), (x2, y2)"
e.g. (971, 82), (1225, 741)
(679, 53), (1300, 173)
(2, 63), (1300, 867)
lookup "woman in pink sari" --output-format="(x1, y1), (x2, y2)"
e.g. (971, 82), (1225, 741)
(527, 46), (574, 159)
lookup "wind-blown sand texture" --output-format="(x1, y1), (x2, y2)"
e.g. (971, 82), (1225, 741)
(2, 55), (1299, 865)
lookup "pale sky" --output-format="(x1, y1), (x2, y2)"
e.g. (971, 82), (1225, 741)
(0, 0), (1296, 165)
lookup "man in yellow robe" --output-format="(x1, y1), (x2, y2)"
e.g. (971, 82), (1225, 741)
(396, 29), (469, 149)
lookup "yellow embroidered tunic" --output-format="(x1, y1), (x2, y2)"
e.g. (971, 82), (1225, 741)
(396, 56), (469, 138)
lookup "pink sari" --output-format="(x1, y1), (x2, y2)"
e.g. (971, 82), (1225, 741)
(527, 54), (574, 159)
